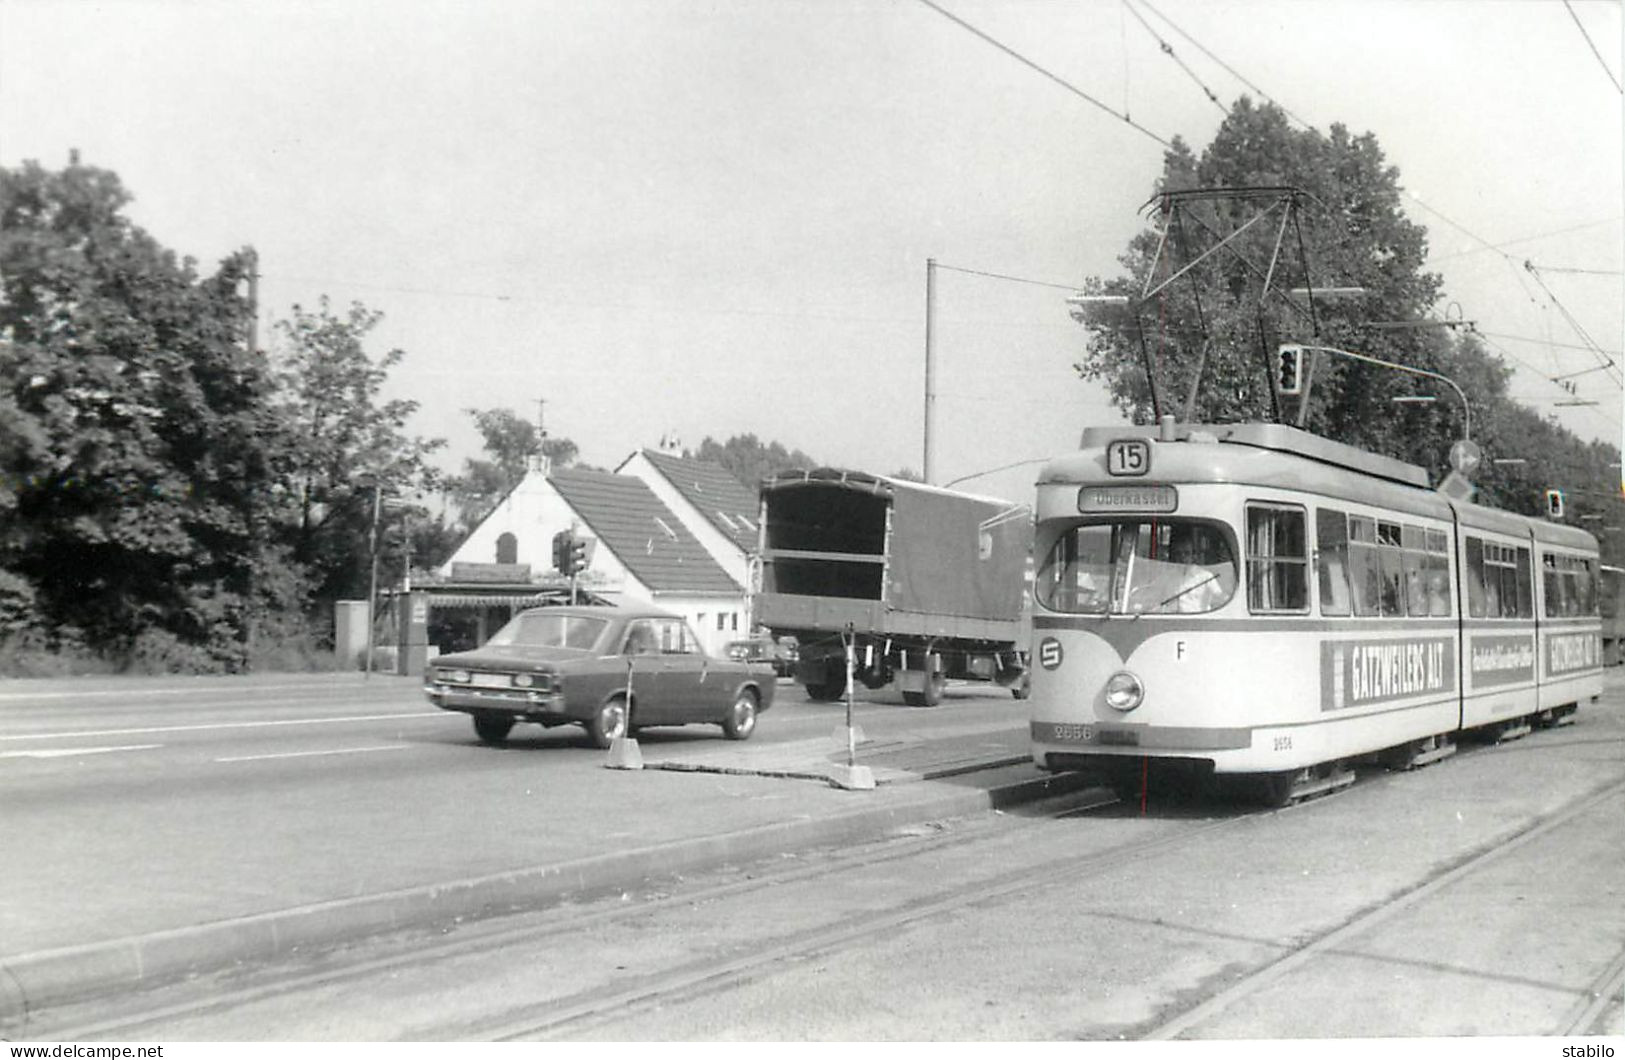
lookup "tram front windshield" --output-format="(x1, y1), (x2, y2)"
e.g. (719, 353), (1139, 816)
(1036, 520), (1238, 615)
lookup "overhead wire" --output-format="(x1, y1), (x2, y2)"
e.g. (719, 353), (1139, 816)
(914, 1), (1618, 432)
(1521, 261), (1622, 385)
(1426, 215), (1623, 263)
(1109, 6), (1622, 421)
(1120, 0), (1227, 115)
(912, 0), (1175, 148)
(1134, 0), (1314, 128)
(1562, 0), (1624, 94)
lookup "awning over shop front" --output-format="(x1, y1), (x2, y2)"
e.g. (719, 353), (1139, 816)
(431, 593), (558, 608)
(404, 586), (613, 610)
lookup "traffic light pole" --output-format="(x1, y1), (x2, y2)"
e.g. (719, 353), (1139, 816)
(1280, 343), (1471, 442)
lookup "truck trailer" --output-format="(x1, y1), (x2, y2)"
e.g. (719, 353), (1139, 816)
(755, 468), (1031, 706)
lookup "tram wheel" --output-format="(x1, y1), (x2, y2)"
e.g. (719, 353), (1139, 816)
(1256, 770), (1300, 808)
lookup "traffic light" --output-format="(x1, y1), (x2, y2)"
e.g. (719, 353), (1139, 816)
(1546, 489), (1565, 519)
(569, 536), (588, 575)
(1276, 344), (1304, 395)
(552, 529), (574, 575)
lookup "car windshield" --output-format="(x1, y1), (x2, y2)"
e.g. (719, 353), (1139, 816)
(484, 613), (607, 650)
(1036, 519), (1237, 615)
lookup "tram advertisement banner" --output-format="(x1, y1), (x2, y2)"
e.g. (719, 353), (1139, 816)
(1320, 637), (1454, 711)
(1546, 631), (1601, 677)
(1467, 633), (1536, 688)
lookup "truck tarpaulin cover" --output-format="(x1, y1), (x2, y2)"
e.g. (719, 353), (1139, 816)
(762, 469), (1028, 622)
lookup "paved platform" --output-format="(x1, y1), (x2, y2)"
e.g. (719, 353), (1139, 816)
(643, 718), (1030, 785)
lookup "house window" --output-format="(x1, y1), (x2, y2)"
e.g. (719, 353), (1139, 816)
(716, 613), (727, 631)
(495, 532), (518, 565)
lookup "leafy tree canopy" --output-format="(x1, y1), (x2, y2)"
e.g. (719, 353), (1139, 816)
(446, 407), (579, 531)
(1072, 98), (1619, 546)
(690, 434), (817, 488)
(273, 296), (445, 602)
(1, 157), (287, 664)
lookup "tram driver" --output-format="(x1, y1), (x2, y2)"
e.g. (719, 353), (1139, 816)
(1131, 526), (1229, 613)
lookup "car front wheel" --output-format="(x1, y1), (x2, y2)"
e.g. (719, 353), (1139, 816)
(722, 689), (758, 740)
(473, 713), (515, 744)
(587, 696), (630, 749)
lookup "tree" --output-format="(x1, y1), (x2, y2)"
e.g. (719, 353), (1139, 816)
(1073, 99), (1457, 465)
(0, 156), (288, 666)
(691, 434), (817, 488)
(273, 297), (444, 604)
(445, 407), (578, 530)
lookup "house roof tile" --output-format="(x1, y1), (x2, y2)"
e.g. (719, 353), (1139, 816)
(549, 467), (742, 595)
(634, 449), (760, 551)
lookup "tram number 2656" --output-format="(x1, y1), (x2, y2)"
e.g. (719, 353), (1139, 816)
(1272, 735), (1293, 752)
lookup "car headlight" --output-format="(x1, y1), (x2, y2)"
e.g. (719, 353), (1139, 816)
(1104, 670), (1144, 712)
(512, 673), (533, 688)
(445, 669), (470, 684)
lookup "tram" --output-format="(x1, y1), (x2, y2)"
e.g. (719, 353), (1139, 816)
(1028, 420), (1605, 803)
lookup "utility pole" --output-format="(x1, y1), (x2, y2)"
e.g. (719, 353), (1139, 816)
(364, 483), (382, 680)
(923, 257), (937, 485)
(246, 247), (260, 359)
(243, 245), (260, 670)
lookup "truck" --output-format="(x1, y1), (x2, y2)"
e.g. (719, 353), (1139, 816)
(755, 467), (1031, 706)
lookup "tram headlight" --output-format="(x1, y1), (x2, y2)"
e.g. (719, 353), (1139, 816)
(1104, 670), (1144, 712)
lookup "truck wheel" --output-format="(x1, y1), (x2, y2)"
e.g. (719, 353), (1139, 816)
(804, 682), (844, 702)
(473, 713), (514, 743)
(904, 671), (945, 707)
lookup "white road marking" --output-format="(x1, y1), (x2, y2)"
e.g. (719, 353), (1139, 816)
(0, 682), (392, 702)
(215, 745), (412, 764)
(0, 744), (163, 760)
(0, 712), (448, 743)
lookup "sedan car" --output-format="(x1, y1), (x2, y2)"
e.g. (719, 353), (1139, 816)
(424, 604), (777, 748)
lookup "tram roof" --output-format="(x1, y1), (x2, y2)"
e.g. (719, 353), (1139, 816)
(1043, 422), (1600, 553)
(1049, 422), (1431, 489)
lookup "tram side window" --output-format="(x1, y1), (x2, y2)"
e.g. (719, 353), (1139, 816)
(1465, 537), (1487, 617)
(1347, 516), (1380, 616)
(1513, 546), (1533, 618)
(1374, 521), (1405, 617)
(1402, 525), (1428, 616)
(1544, 554), (1598, 617)
(1543, 554), (1569, 617)
(1245, 504), (1308, 613)
(1315, 508), (1351, 617)
(1424, 530), (1452, 617)
(1469, 538), (1534, 618)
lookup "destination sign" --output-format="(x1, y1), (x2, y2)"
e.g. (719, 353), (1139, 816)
(1321, 637), (1454, 711)
(1077, 484), (1178, 514)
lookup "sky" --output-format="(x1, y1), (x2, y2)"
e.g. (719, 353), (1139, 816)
(2, 0), (1621, 505)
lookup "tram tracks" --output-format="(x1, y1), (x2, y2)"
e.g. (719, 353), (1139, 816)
(29, 759), (1622, 1040)
(1140, 775), (1625, 1040)
(25, 786), (1130, 1040)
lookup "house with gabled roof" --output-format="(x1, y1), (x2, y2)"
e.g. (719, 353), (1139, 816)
(437, 463), (749, 655)
(614, 445), (760, 592)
